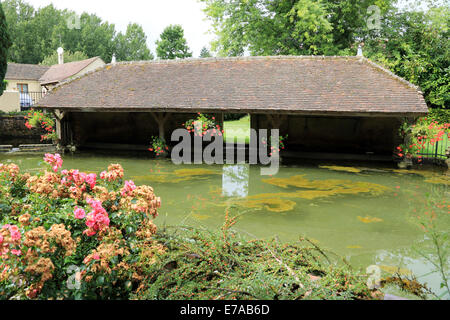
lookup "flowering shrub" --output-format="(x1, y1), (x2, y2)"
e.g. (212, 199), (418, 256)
(183, 113), (224, 137)
(24, 109), (57, 143)
(0, 155), (163, 300)
(148, 136), (169, 156)
(397, 117), (450, 161)
(262, 135), (288, 156)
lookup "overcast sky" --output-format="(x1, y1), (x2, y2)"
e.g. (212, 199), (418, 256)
(24, 0), (216, 58)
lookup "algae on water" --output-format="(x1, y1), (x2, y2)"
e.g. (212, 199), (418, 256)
(319, 165), (363, 173)
(232, 175), (390, 213)
(357, 216), (383, 223)
(133, 168), (221, 184)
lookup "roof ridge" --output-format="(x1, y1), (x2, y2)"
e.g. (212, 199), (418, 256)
(7, 62), (49, 67)
(111, 55), (360, 66)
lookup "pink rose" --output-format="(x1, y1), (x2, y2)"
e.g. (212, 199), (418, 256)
(121, 180), (136, 196)
(86, 173), (97, 189)
(11, 249), (22, 256)
(74, 207), (86, 220)
(44, 153), (63, 172)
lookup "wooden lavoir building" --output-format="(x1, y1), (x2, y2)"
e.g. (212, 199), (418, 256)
(37, 55), (428, 160)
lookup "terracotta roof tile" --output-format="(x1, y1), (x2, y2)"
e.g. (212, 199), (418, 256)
(5, 63), (49, 81)
(39, 57), (102, 85)
(38, 56), (428, 116)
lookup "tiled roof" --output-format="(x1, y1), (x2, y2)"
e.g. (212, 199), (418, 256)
(39, 57), (102, 85)
(5, 63), (49, 81)
(37, 56), (428, 116)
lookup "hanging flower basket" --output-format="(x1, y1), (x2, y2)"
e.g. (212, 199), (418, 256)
(148, 136), (169, 158)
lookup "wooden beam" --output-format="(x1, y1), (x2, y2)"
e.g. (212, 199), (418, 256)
(265, 114), (287, 128)
(54, 109), (66, 121)
(38, 107), (429, 118)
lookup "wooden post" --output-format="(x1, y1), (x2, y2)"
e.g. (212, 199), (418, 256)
(150, 112), (171, 141)
(53, 109), (66, 146)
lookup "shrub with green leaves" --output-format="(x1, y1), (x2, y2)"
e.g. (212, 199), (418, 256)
(0, 155), (163, 300)
(133, 212), (379, 300)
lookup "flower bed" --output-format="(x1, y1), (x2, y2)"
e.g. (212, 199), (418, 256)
(0, 154), (162, 299)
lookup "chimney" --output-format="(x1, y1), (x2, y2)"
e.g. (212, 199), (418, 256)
(57, 47), (64, 64)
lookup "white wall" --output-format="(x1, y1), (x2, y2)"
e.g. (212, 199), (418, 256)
(0, 91), (20, 112)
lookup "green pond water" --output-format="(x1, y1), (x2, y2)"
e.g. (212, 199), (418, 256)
(1, 151), (449, 299)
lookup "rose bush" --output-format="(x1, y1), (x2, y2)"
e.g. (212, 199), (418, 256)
(0, 154), (163, 300)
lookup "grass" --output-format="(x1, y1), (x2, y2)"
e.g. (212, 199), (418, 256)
(224, 115), (251, 144)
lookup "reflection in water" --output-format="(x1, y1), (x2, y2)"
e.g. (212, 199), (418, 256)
(222, 164), (249, 198)
(370, 238), (450, 300)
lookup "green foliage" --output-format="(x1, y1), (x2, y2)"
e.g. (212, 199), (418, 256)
(0, 1), (11, 96)
(201, 0), (447, 110)
(149, 136), (169, 156)
(115, 23), (154, 62)
(200, 0), (392, 56)
(364, 4), (450, 109)
(428, 109), (450, 124)
(224, 113), (247, 121)
(133, 212), (377, 300)
(2, 0), (152, 64)
(0, 159), (162, 300)
(397, 117), (449, 159)
(0, 110), (28, 116)
(70, 13), (116, 63)
(199, 46), (212, 58)
(40, 50), (89, 66)
(407, 184), (450, 299)
(184, 113), (223, 137)
(24, 109), (57, 143)
(156, 25), (192, 60)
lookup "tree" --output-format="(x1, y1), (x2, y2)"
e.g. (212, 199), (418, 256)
(2, 1), (115, 64)
(77, 13), (117, 63)
(364, 4), (449, 109)
(40, 50), (89, 66)
(200, 0), (393, 56)
(3, 0), (154, 65)
(115, 23), (153, 61)
(199, 46), (212, 58)
(200, 0), (448, 109)
(2, 0), (39, 63)
(0, 1), (11, 95)
(156, 25), (192, 60)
